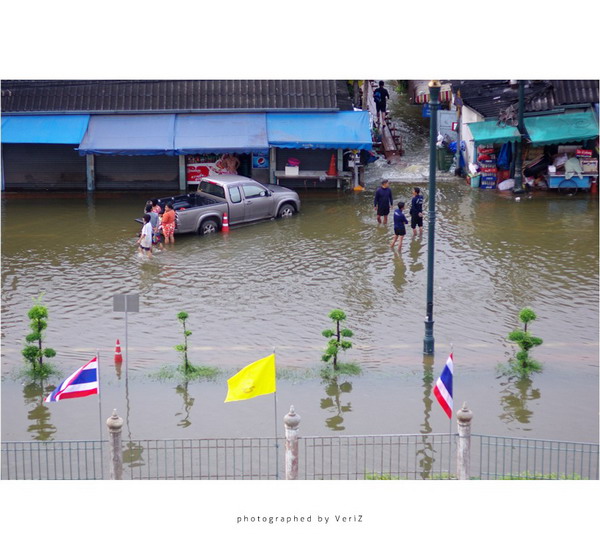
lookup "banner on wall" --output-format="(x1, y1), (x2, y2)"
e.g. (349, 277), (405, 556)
(252, 153), (269, 169)
(186, 162), (220, 183)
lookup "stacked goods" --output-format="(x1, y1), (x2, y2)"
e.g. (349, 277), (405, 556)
(477, 145), (497, 189)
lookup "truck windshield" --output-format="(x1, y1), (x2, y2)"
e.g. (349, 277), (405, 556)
(198, 181), (225, 199)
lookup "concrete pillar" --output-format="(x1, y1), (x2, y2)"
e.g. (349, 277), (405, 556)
(86, 154), (95, 191)
(269, 147), (277, 184)
(284, 405), (301, 480)
(456, 402), (473, 480)
(106, 409), (124, 480)
(178, 155), (187, 191)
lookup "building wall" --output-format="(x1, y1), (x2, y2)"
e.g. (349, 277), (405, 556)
(460, 105), (484, 166)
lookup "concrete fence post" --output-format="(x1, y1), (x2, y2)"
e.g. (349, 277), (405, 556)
(106, 409), (124, 480)
(456, 402), (473, 480)
(284, 405), (301, 480)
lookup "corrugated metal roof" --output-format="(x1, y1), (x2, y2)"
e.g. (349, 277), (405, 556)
(455, 80), (599, 119)
(550, 80), (599, 106)
(0, 80), (353, 114)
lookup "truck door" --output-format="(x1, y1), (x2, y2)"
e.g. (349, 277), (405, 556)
(241, 184), (272, 221)
(227, 186), (245, 224)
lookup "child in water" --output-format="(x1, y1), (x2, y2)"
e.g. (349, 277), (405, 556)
(390, 201), (408, 251)
(137, 214), (153, 258)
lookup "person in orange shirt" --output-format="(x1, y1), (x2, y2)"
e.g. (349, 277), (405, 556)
(161, 202), (176, 244)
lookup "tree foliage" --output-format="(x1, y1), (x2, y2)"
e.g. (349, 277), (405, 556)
(22, 296), (56, 379)
(507, 307), (543, 375)
(321, 309), (353, 370)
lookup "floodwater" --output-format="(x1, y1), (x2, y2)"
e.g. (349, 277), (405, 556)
(1, 179), (598, 444)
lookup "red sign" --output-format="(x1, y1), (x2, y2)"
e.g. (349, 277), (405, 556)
(186, 163), (220, 183)
(577, 149), (592, 157)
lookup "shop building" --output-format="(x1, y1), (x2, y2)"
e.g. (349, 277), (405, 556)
(1, 80), (371, 191)
(454, 80), (599, 191)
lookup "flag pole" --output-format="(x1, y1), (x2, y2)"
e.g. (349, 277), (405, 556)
(96, 350), (105, 479)
(449, 344), (454, 475)
(273, 348), (279, 480)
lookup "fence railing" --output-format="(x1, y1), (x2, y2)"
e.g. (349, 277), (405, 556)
(472, 434), (599, 480)
(2, 406), (598, 480)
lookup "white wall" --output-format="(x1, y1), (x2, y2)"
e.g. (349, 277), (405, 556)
(460, 105), (484, 167)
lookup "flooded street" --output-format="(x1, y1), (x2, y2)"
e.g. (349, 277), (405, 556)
(1, 178), (598, 444)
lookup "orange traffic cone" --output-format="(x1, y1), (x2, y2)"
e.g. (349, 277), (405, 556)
(222, 212), (230, 233)
(327, 154), (337, 176)
(114, 339), (123, 363)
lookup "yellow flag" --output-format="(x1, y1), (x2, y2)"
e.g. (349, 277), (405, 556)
(224, 354), (276, 402)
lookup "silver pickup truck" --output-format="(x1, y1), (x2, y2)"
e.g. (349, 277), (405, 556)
(155, 175), (301, 235)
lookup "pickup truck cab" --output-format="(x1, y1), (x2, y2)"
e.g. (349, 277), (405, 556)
(156, 175), (301, 235)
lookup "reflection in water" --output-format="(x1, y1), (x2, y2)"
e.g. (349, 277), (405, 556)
(320, 376), (353, 431)
(392, 252), (406, 292)
(23, 382), (57, 441)
(175, 379), (195, 428)
(416, 359), (434, 479)
(498, 374), (541, 430)
(122, 369), (145, 468)
(408, 236), (424, 275)
(114, 360), (122, 380)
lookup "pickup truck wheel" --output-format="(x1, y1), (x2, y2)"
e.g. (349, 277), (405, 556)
(278, 203), (295, 218)
(198, 219), (219, 235)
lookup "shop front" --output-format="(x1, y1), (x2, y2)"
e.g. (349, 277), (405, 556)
(466, 120), (521, 189)
(1, 115), (90, 190)
(522, 112), (598, 190)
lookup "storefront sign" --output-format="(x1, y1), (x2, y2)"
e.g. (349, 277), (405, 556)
(577, 149), (592, 157)
(186, 162), (219, 183)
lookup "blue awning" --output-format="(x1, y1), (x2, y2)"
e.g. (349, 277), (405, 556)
(77, 115), (176, 155)
(267, 111), (372, 149)
(174, 113), (268, 154)
(1, 115), (90, 144)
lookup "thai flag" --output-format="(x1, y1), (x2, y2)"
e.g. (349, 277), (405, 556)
(45, 357), (99, 402)
(432, 353), (453, 418)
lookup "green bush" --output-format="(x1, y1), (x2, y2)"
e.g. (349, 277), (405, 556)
(22, 297), (56, 380)
(507, 307), (543, 376)
(321, 309), (353, 370)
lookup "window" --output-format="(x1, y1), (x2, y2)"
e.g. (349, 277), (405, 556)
(228, 186), (242, 203)
(242, 184), (266, 199)
(199, 180), (225, 199)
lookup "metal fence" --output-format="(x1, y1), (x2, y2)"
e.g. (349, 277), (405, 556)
(299, 434), (454, 480)
(1, 440), (105, 480)
(3, 433), (597, 480)
(472, 434), (599, 480)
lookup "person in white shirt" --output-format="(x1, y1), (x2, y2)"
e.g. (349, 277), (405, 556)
(137, 214), (153, 258)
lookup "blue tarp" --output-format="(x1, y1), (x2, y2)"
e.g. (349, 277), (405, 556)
(174, 113), (268, 154)
(77, 114), (176, 155)
(1, 115), (90, 144)
(266, 111), (372, 149)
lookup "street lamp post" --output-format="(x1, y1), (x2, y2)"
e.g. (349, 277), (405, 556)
(513, 80), (525, 191)
(423, 80), (441, 355)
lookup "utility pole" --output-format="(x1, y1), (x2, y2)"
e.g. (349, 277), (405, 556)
(423, 80), (441, 355)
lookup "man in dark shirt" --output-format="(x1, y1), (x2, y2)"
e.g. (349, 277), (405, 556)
(373, 80), (390, 128)
(409, 187), (424, 236)
(374, 179), (393, 224)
